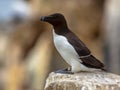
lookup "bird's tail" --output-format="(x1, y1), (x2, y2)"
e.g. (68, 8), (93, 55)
(90, 55), (107, 71)
(81, 55), (107, 71)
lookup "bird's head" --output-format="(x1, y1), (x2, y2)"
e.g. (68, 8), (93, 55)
(40, 13), (67, 28)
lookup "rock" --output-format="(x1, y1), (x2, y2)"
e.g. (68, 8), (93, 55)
(45, 71), (120, 90)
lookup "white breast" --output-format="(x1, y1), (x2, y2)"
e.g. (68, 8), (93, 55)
(53, 30), (83, 72)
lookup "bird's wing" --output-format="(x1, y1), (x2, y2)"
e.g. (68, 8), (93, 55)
(65, 31), (105, 69)
(81, 55), (104, 69)
(65, 32), (91, 56)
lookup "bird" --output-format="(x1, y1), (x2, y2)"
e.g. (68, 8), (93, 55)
(40, 13), (106, 74)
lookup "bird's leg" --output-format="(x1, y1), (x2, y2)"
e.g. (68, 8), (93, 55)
(54, 67), (74, 74)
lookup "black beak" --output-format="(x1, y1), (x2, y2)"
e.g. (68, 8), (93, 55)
(40, 15), (53, 22)
(40, 16), (46, 21)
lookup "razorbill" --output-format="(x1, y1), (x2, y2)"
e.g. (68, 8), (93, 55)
(40, 13), (106, 74)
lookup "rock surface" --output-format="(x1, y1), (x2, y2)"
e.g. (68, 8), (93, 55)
(45, 71), (120, 90)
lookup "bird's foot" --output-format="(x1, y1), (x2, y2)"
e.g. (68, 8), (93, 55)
(54, 67), (74, 74)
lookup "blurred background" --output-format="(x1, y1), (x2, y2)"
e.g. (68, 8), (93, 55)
(0, 0), (120, 90)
